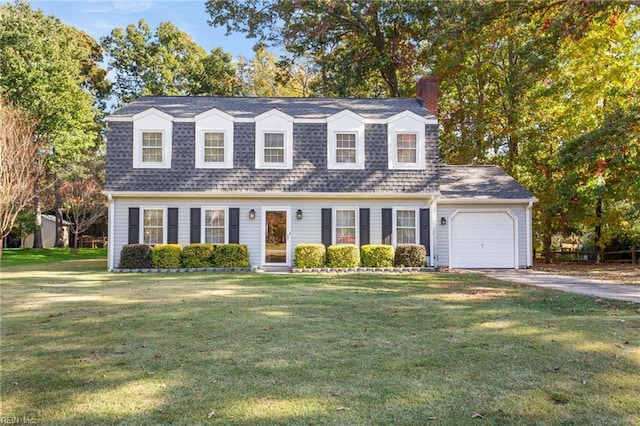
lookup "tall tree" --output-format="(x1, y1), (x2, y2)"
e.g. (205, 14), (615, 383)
(101, 20), (239, 105)
(206, 0), (435, 97)
(0, 1), (107, 248)
(0, 99), (42, 260)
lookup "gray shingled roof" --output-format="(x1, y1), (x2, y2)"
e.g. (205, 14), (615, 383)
(439, 165), (535, 200)
(111, 96), (435, 120)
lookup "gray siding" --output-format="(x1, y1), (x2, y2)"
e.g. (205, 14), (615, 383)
(109, 196), (431, 269)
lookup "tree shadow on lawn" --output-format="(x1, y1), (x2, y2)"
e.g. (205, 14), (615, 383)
(1, 271), (639, 425)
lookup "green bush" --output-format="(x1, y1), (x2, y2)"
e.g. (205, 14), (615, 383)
(151, 244), (183, 269)
(182, 244), (214, 268)
(212, 244), (250, 268)
(360, 244), (395, 267)
(295, 244), (326, 268)
(327, 245), (360, 268)
(118, 244), (152, 269)
(394, 244), (426, 267)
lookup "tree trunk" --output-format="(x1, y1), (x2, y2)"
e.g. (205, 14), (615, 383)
(543, 231), (553, 264)
(594, 197), (603, 264)
(32, 194), (43, 249)
(54, 183), (65, 247)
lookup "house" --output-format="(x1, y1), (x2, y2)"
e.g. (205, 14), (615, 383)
(22, 214), (71, 248)
(104, 77), (536, 270)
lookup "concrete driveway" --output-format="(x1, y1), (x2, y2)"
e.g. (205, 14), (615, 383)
(472, 269), (640, 304)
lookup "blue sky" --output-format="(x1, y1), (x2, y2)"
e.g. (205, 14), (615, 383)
(28, 0), (258, 58)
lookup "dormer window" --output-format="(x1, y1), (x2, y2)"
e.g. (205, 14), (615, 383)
(327, 110), (365, 170)
(195, 108), (234, 169)
(132, 108), (173, 169)
(255, 109), (293, 169)
(387, 111), (426, 170)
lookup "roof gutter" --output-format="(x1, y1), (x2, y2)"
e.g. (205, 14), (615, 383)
(103, 191), (439, 200)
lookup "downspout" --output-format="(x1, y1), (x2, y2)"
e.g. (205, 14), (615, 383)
(107, 193), (115, 271)
(526, 201), (533, 268)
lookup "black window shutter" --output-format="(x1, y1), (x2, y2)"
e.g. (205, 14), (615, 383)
(190, 208), (201, 243)
(382, 208), (392, 245)
(420, 208), (430, 254)
(128, 207), (139, 244)
(359, 208), (370, 246)
(167, 208), (179, 244)
(229, 208), (240, 243)
(321, 208), (332, 247)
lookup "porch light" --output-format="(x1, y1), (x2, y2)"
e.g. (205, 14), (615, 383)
(249, 209), (256, 220)
(440, 217), (447, 225)
(296, 209), (303, 220)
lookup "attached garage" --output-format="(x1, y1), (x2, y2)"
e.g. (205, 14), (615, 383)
(435, 166), (537, 269)
(449, 211), (516, 268)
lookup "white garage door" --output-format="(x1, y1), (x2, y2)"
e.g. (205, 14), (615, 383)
(450, 212), (515, 268)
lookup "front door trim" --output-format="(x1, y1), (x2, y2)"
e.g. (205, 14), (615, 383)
(261, 206), (291, 266)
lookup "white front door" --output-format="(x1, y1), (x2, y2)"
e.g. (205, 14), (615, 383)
(262, 208), (290, 266)
(450, 211), (516, 268)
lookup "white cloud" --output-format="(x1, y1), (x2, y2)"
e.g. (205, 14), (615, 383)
(112, 0), (154, 13)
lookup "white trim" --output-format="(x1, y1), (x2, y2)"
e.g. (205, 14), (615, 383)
(447, 208), (518, 269)
(255, 109), (294, 169)
(201, 206), (229, 244)
(332, 207), (359, 246)
(140, 206), (167, 245)
(108, 115), (439, 125)
(105, 191), (439, 200)
(195, 108), (234, 169)
(107, 194), (115, 271)
(327, 110), (365, 170)
(133, 111), (173, 169)
(392, 207), (419, 246)
(437, 198), (538, 204)
(429, 199), (437, 267)
(261, 207), (291, 267)
(526, 201), (533, 267)
(387, 112), (427, 170)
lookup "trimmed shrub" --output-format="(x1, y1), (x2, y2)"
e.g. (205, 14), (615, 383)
(394, 244), (426, 267)
(118, 244), (152, 269)
(182, 243), (214, 268)
(151, 244), (183, 269)
(295, 244), (326, 268)
(212, 244), (250, 268)
(327, 245), (360, 268)
(360, 244), (395, 267)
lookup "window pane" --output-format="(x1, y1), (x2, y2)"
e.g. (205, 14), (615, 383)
(143, 209), (163, 245)
(396, 210), (416, 227)
(204, 132), (225, 163)
(396, 210), (416, 244)
(336, 210), (355, 227)
(204, 209), (225, 244)
(397, 228), (415, 244)
(397, 134), (417, 164)
(264, 133), (285, 163)
(205, 228), (225, 244)
(142, 132), (163, 163)
(335, 210), (356, 244)
(264, 133), (284, 147)
(336, 133), (356, 163)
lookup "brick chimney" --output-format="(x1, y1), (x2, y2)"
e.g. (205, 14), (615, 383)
(416, 75), (438, 118)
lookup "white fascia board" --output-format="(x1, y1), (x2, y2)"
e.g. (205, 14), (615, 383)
(108, 115), (438, 125)
(388, 110), (437, 125)
(437, 197), (538, 204)
(105, 191), (438, 200)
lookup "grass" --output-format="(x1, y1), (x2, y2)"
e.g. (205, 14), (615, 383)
(0, 248), (107, 268)
(1, 260), (639, 425)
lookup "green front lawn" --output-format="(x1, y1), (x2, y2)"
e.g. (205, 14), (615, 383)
(1, 261), (639, 425)
(0, 248), (107, 268)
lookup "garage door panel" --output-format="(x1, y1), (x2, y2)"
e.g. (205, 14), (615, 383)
(450, 212), (515, 268)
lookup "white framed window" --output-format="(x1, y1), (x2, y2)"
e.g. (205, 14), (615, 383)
(203, 207), (227, 244)
(335, 133), (357, 164)
(387, 112), (426, 170)
(396, 133), (417, 164)
(263, 132), (285, 164)
(334, 208), (358, 245)
(327, 110), (365, 170)
(142, 208), (165, 245)
(393, 207), (418, 245)
(195, 108), (234, 169)
(255, 109), (293, 169)
(133, 108), (173, 169)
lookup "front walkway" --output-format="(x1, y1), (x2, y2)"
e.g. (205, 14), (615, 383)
(472, 269), (640, 304)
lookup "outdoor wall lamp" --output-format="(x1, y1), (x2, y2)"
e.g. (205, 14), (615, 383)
(296, 209), (303, 220)
(249, 209), (256, 220)
(440, 217), (447, 225)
